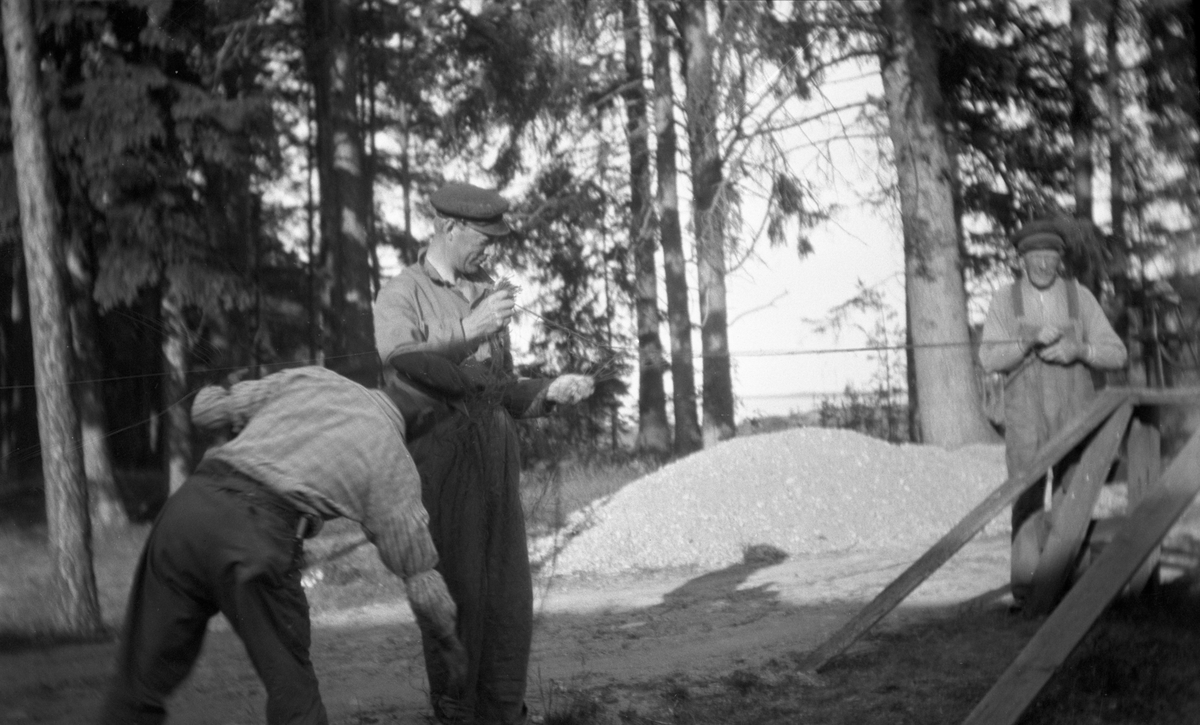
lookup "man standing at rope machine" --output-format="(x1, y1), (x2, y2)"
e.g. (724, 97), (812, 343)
(979, 217), (1127, 606)
(373, 182), (595, 725)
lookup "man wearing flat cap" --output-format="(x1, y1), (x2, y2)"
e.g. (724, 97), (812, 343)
(979, 217), (1127, 607)
(373, 182), (594, 725)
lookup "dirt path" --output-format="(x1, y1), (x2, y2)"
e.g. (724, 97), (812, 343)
(0, 536), (1011, 724)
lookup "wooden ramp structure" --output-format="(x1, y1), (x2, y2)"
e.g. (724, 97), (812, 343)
(797, 387), (1200, 725)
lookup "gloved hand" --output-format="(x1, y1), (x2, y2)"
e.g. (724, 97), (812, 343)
(546, 374), (595, 404)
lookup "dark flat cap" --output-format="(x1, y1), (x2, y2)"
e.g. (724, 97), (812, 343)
(430, 183), (511, 236)
(1012, 218), (1066, 254)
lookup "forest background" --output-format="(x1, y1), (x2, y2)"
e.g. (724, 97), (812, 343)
(0, 0), (1196, 633)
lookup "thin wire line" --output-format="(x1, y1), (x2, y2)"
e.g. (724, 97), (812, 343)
(1, 386), (199, 471)
(0, 333), (1044, 394)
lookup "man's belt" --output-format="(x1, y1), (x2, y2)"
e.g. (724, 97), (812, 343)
(193, 459), (318, 539)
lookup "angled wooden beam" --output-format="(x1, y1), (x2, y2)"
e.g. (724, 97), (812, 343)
(797, 389), (1129, 673)
(961, 426), (1200, 725)
(1124, 415), (1162, 593)
(1025, 403), (1133, 614)
(1131, 386), (1200, 406)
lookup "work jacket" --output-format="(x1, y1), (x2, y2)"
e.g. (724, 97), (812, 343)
(373, 253), (553, 439)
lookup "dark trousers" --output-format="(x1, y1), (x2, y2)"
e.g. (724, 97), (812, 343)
(99, 463), (327, 725)
(409, 408), (532, 725)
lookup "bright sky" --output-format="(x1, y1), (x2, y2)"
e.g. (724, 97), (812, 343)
(674, 59), (906, 422)
(371, 53), (909, 424)
(724, 210), (905, 420)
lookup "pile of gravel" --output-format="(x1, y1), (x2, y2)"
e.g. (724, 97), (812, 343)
(534, 427), (1009, 576)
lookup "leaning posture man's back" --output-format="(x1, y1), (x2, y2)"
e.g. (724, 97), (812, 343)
(100, 366), (464, 725)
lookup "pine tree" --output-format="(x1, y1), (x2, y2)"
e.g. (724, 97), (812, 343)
(2, 0), (102, 634)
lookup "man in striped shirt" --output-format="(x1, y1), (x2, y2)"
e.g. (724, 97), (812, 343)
(99, 365), (465, 725)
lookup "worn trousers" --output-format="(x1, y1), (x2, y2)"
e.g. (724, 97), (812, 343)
(409, 406), (532, 725)
(99, 462), (326, 725)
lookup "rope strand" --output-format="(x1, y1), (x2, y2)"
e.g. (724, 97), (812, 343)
(0, 334), (1048, 394)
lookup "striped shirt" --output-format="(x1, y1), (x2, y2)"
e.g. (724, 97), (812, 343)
(191, 366), (456, 639)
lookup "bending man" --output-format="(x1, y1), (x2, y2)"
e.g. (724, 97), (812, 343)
(100, 366), (467, 725)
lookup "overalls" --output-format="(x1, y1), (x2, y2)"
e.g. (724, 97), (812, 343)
(1004, 280), (1095, 542)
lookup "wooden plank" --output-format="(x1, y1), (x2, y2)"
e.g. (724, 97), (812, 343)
(961, 428), (1200, 725)
(797, 389), (1129, 673)
(1025, 403), (1133, 614)
(1131, 386), (1200, 406)
(1125, 416), (1162, 593)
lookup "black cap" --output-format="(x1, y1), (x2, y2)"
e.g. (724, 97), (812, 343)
(430, 183), (511, 236)
(1012, 218), (1066, 254)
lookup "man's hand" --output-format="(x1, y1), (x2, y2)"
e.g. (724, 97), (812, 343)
(462, 287), (516, 340)
(436, 634), (469, 697)
(546, 374), (595, 404)
(1038, 338), (1086, 365)
(1030, 325), (1064, 349)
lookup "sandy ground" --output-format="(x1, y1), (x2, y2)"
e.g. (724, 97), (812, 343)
(0, 535), (1013, 724)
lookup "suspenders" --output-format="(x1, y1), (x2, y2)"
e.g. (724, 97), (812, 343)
(1013, 279), (1084, 342)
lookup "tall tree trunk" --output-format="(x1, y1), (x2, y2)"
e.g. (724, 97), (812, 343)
(361, 9), (382, 298)
(1106, 0), (1126, 255)
(1, 239), (38, 483)
(3, 0), (102, 633)
(879, 0), (994, 447)
(162, 282), (191, 494)
(1105, 0), (1138, 386)
(305, 102), (322, 365)
(905, 296), (921, 443)
(678, 0), (735, 445)
(623, 0), (671, 458)
(0, 252), (11, 481)
(399, 101), (418, 266)
(250, 196), (263, 379)
(650, 0), (701, 456)
(1070, 0), (1095, 223)
(65, 231), (125, 528)
(305, 0), (377, 387)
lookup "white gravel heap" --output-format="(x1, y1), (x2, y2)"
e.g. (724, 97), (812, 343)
(538, 427), (1009, 576)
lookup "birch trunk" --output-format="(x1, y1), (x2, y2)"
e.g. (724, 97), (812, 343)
(650, 0), (702, 455)
(679, 0), (735, 445)
(623, 0), (671, 457)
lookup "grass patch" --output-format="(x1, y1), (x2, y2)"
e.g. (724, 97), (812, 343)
(0, 519), (149, 643)
(520, 456), (657, 537)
